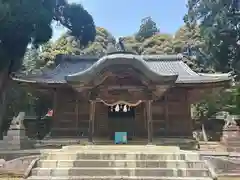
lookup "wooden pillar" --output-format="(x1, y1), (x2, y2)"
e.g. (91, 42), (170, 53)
(49, 88), (57, 137)
(52, 89), (57, 122)
(164, 95), (169, 136)
(88, 100), (96, 143)
(146, 100), (153, 144)
(186, 90), (193, 136)
(75, 99), (79, 136)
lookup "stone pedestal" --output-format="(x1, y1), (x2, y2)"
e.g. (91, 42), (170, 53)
(0, 112), (34, 150)
(221, 123), (240, 152)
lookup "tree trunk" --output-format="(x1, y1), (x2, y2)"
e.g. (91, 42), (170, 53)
(0, 69), (10, 140)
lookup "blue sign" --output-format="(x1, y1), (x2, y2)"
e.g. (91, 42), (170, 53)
(115, 132), (127, 144)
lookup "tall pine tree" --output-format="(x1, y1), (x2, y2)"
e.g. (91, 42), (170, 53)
(136, 17), (160, 41)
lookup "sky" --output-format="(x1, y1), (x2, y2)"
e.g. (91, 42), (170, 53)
(53, 0), (188, 40)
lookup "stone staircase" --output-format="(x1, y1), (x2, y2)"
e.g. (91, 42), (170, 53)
(221, 125), (240, 152)
(27, 145), (214, 180)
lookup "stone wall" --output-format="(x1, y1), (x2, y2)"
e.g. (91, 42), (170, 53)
(201, 155), (240, 176)
(0, 155), (39, 175)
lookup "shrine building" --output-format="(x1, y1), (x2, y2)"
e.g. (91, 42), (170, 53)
(12, 51), (231, 144)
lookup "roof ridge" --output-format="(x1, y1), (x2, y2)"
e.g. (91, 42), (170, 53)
(55, 54), (99, 64)
(55, 53), (183, 64)
(141, 54), (183, 61)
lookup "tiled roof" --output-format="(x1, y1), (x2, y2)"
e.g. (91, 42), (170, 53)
(12, 54), (231, 84)
(65, 54), (178, 84)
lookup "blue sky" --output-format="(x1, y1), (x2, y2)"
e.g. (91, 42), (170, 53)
(53, 0), (188, 40)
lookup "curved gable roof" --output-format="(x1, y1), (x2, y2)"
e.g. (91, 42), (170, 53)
(65, 54), (178, 84)
(12, 53), (232, 85)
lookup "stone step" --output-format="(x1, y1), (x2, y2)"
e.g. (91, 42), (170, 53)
(38, 160), (207, 169)
(225, 144), (240, 147)
(61, 145), (181, 151)
(227, 147), (240, 152)
(32, 167), (211, 177)
(200, 147), (225, 151)
(28, 176), (213, 180)
(223, 139), (240, 142)
(41, 152), (200, 161)
(224, 140), (240, 144)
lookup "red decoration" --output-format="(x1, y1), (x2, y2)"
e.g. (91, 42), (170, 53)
(46, 110), (53, 117)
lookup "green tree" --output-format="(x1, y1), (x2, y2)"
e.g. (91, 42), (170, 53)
(236, 87), (240, 111)
(0, 0), (96, 138)
(22, 48), (43, 73)
(135, 17), (160, 41)
(184, 0), (240, 75)
(41, 25), (207, 73)
(40, 27), (115, 65)
(184, 0), (240, 120)
(173, 25), (214, 73)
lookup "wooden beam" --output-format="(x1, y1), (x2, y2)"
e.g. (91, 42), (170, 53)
(88, 100), (96, 143)
(146, 100), (153, 144)
(176, 81), (231, 89)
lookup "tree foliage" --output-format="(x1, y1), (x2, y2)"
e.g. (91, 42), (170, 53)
(22, 48), (42, 73)
(184, 0), (240, 120)
(35, 27), (114, 71)
(135, 17), (160, 41)
(0, 0), (96, 72)
(184, 0), (240, 75)
(193, 87), (240, 120)
(40, 22), (206, 72)
(0, 0), (96, 138)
